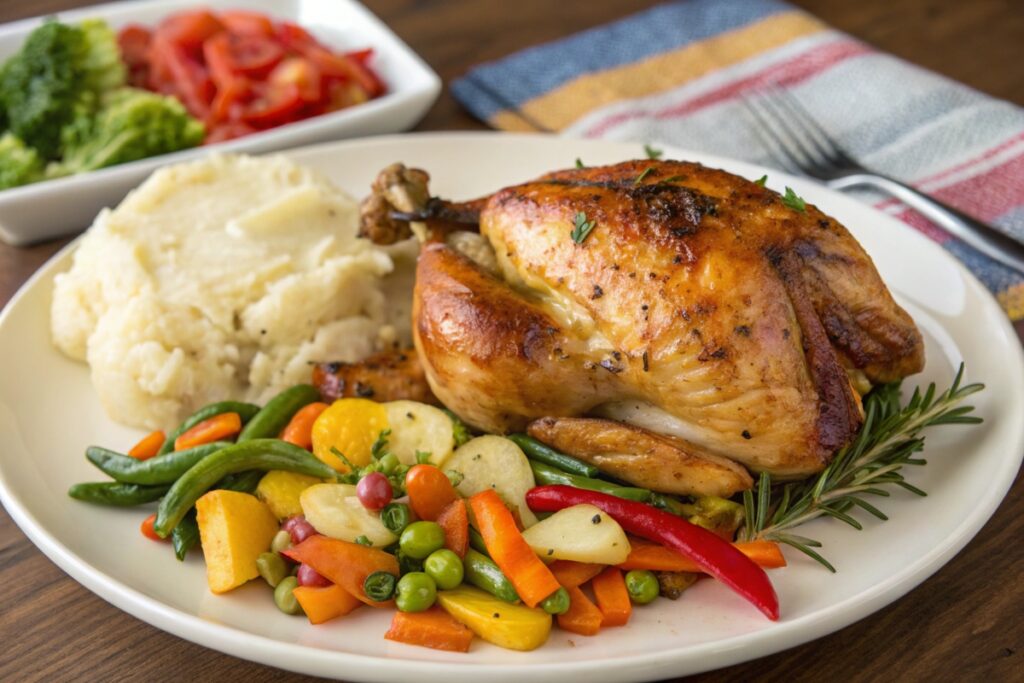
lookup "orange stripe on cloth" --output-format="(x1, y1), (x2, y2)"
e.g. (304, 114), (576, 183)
(490, 11), (826, 133)
(998, 282), (1024, 321)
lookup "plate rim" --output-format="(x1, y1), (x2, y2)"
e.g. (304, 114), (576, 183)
(1, 131), (1022, 681)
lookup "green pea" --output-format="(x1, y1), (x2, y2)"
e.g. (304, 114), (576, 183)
(395, 572), (437, 612)
(540, 587), (570, 615)
(625, 570), (659, 605)
(270, 529), (292, 554)
(424, 549), (464, 590)
(399, 521), (445, 560)
(274, 576), (303, 615)
(364, 571), (398, 602)
(378, 452), (400, 475)
(257, 552), (288, 588)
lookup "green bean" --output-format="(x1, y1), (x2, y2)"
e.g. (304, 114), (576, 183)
(172, 511), (200, 561)
(529, 461), (651, 502)
(463, 548), (519, 603)
(257, 552), (289, 588)
(68, 482), (171, 506)
(507, 434), (599, 477)
(216, 470), (264, 493)
(468, 527), (489, 556)
(154, 439), (337, 537)
(274, 576), (303, 615)
(86, 442), (232, 485)
(158, 401), (262, 456)
(649, 492), (689, 517)
(237, 385), (320, 442)
(540, 587), (571, 615)
(364, 571), (398, 601)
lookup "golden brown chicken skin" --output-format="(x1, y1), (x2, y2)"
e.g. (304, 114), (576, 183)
(364, 160), (925, 480)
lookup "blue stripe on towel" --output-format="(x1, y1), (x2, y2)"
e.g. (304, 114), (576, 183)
(451, 0), (791, 122)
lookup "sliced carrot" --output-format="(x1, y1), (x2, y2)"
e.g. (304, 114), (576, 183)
(618, 539), (786, 573)
(283, 535), (399, 608)
(406, 464), (458, 521)
(557, 585), (603, 636)
(174, 412), (242, 451)
(140, 513), (164, 541)
(279, 402), (328, 450)
(293, 583), (362, 624)
(549, 560), (604, 589)
(385, 606), (474, 652)
(592, 567), (631, 627)
(128, 430), (165, 460)
(469, 490), (560, 608)
(436, 499), (469, 558)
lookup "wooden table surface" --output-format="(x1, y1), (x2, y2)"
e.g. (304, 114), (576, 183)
(1, 1), (1022, 681)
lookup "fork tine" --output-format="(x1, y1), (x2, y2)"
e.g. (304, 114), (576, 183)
(755, 93), (833, 175)
(740, 97), (807, 173)
(769, 88), (855, 166)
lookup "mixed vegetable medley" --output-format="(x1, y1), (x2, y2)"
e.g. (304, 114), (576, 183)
(69, 385), (787, 652)
(0, 9), (385, 190)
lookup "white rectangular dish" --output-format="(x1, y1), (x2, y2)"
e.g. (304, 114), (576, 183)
(0, 0), (441, 246)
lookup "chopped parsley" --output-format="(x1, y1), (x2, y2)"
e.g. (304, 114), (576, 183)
(575, 157), (585, 169)
(643, 143), (663, 160)
(634, 167), (654, 184)
(415, 450), (432, 464)
(571, 211), (597, 244)
(754, 174), (768, 187)
(355, 535), (372, 546)
(782, 186), (806, 212)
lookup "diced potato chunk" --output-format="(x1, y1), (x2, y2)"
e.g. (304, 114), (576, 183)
(445, 436), (538, 527)
(521, 504), (630, 565)
(384, 400), (455, 467)
(196, 490), (279, 594)
(437, 586), (551, 651)
(300, 483), (397, 547)
(256, 470), (323, 520)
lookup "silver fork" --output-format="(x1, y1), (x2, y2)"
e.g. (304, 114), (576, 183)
(744, 89), (1024, 275)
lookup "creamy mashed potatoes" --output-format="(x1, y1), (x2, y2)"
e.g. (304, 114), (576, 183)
(51, 154), (416, 430)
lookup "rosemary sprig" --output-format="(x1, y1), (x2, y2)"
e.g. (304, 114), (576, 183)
(741, 364), (983, 572)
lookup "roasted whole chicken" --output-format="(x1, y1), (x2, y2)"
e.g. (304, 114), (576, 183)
(325, 159), (924, 497)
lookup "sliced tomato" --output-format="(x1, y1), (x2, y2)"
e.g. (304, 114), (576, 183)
(202, 32), (237, 87)
(269, 57), (323, 104)
(242, 83), (304, 127)
(324, 79), (368, 111)
(118, 25), (152, 67)
(205, 121), (257, 144)
(345, 48), (374, 64)
(156, 10), (225, 52)
(152, 35), (215, 118)
(218, 10), (275, 37)
(299, 45), (385, 97)
(275, 21), (321, 51)
(209, 77), (252, 125)
(119, 25), (153, 88)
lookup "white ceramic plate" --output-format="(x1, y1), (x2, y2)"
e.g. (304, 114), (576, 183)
(0, 0), (441, 246)
(1, 133), (1021, 682)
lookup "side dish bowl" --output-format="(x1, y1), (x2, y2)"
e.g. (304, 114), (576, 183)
(0, 0), (440, 246)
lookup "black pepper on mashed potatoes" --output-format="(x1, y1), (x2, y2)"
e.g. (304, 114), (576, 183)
(50, 154), (416, 431)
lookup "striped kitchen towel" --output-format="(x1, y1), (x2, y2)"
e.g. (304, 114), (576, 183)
(451, 0), (1024, 320)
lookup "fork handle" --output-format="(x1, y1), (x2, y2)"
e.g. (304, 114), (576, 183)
(828, 173), (1024, 275)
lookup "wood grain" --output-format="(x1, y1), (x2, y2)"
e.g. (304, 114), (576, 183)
(0, 1), (1021, 681)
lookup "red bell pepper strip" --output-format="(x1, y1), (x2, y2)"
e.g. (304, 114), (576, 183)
(525, 485), (779, 621)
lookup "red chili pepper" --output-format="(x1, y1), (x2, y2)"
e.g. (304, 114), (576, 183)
(525, 485), (779, 621)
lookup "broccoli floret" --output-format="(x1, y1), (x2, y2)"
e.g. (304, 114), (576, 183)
(0, 19), (124, 159)
(78, 19), (126, 94)
(54, 88), (204, 174)
(0, 133), (44, 190)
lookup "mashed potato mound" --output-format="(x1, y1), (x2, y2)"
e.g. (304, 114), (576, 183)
(51, 154), (416, 430)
